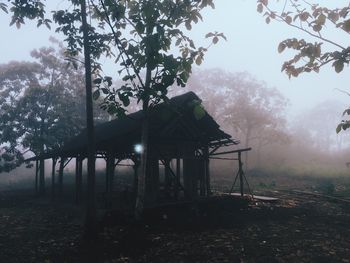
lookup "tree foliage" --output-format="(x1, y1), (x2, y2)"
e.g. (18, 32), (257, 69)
(257, 0), (350, 78)
(0, 43), (86, 172)
(187, 69), (290, 167)
(52, 0), (224, 116)
(257, 0), (350, 133)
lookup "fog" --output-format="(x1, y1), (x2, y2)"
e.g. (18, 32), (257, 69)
(1, 0), (350, 187)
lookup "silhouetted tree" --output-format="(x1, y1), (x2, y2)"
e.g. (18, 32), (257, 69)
(0, 43), (86, 194)
(188, 69), (290, 168)
(257, 0), (350, 132)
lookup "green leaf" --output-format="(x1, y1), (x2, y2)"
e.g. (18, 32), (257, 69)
(317, 14), (326, 25)
(333, 60), (344, 73)
(193, 105), (206, 120)
(101, 88), (109, 95)
(195, 56), (202, 65)
(299, 12), (309, 21)
(285, 16), (292, 24)
(93, 78), (102, 84)
(278, 43), (286, 53)
(185, 21), (192, 30)
(343, 19), (350, 33)
(336, 124), (342, 133)
(205, 32), (215, 38)
(265, 16), (271, 24)
(313, 24), (322, 32)
(93, 90), (100, 100)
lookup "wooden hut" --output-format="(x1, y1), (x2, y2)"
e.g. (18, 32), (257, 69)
(28, 92), (239, 206)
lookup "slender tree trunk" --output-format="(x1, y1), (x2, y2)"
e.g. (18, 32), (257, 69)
(135, 102), (149, 218)
(175, 158), (180, 199)
(39, 121), (46, 196)
(135, 23), (153, 218)
(35, 159), (39, 195)
(75, 157), (83, 204)
(39, 158), (45, 195)
(81, 0), (97, 240)
(51, 158), (57, 201)
(58, 157), (65, 196)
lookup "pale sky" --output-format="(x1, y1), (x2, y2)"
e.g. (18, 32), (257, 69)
(1, 0), (349, 117)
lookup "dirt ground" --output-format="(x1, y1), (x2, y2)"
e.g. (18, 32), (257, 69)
(0, 189), (349, 263)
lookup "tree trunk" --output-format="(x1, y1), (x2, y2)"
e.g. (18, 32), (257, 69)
(135, 109), (149, 218)
(75, 157), (83, 204)
(51, 158), (57, 201)
(35, 159), (39, 195)
(135, 22), (153, 218)
(39, 158), (45, 195)
(58, 157), (64, 196)
(164, 159), (171, 198)
(81, 0), (97, 240)
(175, 158), (180, 199)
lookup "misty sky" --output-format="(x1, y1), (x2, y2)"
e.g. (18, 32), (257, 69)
(1, 0), (349, 117)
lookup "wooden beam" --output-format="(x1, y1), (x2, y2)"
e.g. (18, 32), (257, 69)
(210, 147), (252, 156)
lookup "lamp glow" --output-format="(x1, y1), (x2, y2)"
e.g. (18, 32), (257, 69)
(134, 144), (143, 153)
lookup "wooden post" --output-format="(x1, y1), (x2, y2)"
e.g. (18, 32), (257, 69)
(105, 152), (115, 208)
(174, 158), (181, 200)
(238, 151), (244, 197)
(132, 158), (140, 204)
(75, 156), (83, 204)
(51, 158), (57, 201)
(204, 146), (211, 196)
(175, 157), (180, 199)
(164, 158), (171, 198)
(199, 157), (206, 196)
(58, 157), (65, 197)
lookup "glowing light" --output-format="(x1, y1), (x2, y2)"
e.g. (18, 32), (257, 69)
(134, 144), (143, 153)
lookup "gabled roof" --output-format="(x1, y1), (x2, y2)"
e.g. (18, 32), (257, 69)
(27, 92), (237, 160)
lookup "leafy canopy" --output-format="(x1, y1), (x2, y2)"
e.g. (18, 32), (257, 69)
(257, 0), (350, 78)
(52, 0), (225, 115)
(257, 0), (350, 133)
(0, 44), (87, 172)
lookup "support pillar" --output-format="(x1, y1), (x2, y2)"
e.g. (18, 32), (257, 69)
(164, 158), (171, 198)
(105, 152), (115, 208)
(175, 157), (180, 199)
(132, 158), (140, 204)
(204, 146), (211, 196)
